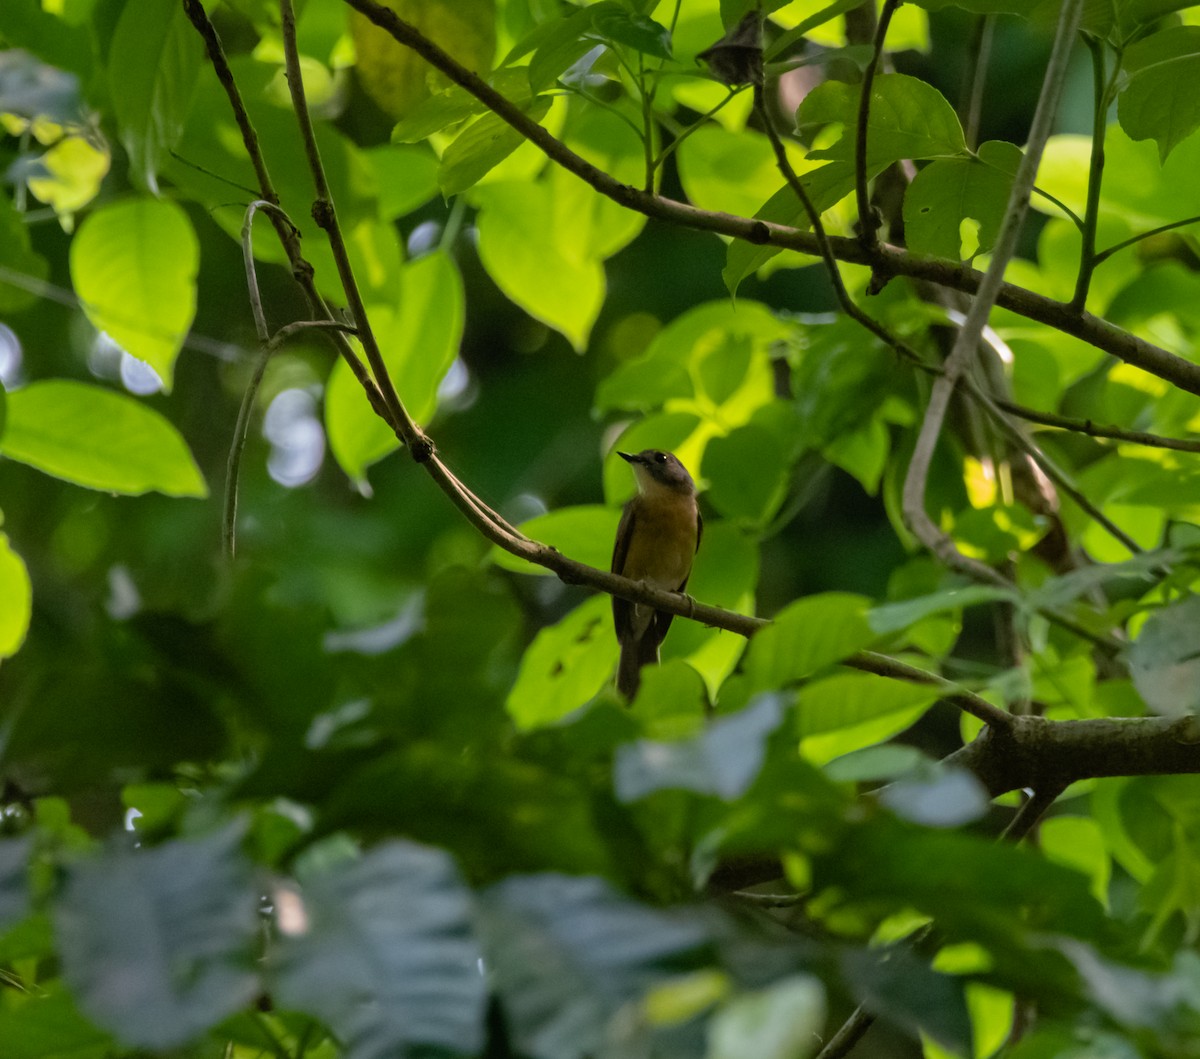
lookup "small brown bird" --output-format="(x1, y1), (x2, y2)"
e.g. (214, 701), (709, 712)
(611, 449), (702, 699)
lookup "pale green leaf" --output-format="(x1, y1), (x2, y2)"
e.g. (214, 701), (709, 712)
(108, 0), (202, 192)
(0, 532), (32, 659)
(326, 251), (464, 481)
(69, 197), (198, 391)
(506, 595), (616, 729)
(0, 380), (206, 497)
(439, 97), (551, 197)
(474, 181), (604, 350)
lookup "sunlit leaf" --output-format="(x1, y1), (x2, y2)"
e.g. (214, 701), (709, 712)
(0, 531), (32, 659)
(1, 380), (207, 497)
(69, 197), (198, 391)
(744, 592), (875, 691)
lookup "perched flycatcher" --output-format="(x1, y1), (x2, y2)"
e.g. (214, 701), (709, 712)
(611, 449), (702, 699)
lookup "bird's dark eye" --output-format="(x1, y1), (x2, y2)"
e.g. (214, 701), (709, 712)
(654, 452), (667, 464)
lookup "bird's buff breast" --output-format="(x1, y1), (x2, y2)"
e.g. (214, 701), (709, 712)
(623, 498), (698, 590)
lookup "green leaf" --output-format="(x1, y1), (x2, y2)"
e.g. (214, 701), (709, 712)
(591, 5), (673, 59)
(364, 144), (440, 219)
(506, 595), (617, 729)
(744, 592), (875, 691)
(796, 671), (941, 764)
(702, 422), (787, 524)
(69, 197), (198, 391)
(903, 144), (1018, 261)
(1127, 592), (1200, 716)
(0, 531), (32, 659)
(0, 987), (113, 1059)
(708, 976), (826, 1059)
(478, 874), (711, 1059)
(326, 251), (465, 481)
(272, 841), (486, 1058)
(490, 505), (621, 577)
(722, 159), (888, 293)
(107, 0), (202, 193)
(439, 96), (552, 197)
(869, 584), (1016, 636)
(54, 825), (259, 1050)
(596, 299), (790, 414)
(614, 693), (786, 801)
(0, 381), (207, 497)
(1117, 27), (1200, 163)
(474, 181), (604, 351)
(799, 74), (964, 165)
(678, 125), (793, 218)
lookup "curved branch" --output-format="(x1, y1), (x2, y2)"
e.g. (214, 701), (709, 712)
(337, 0), (1200, 400)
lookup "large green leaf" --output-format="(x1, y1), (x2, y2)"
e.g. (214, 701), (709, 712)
(69, 197), (198, 391)
(0, 380), (207, 497)
(1117, 27), (1200, 163)
(799, 74), (966, 166)
(272, 841), (486, 1059)
(439, 96), (552, 196)
(474, 181), (605, 351)
(903, 141), (1020, 261)
(491, 504), (622, 577)
(506, 595), (616, 729)
(743, 592), (876, 691)
(107, 0), (202, 192)
(54, 825), (259, 1050)
(326, 250), (465, 481)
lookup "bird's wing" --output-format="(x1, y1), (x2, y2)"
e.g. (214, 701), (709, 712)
(611, 500), (637, 639)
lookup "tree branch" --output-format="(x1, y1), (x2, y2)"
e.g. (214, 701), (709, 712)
(949, 713), (1200, 797)
(902, 0), (1082, 576)
(336, 0), (1200, 399)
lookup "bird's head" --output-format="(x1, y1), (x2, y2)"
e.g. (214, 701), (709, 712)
(618, 449), (696, 495)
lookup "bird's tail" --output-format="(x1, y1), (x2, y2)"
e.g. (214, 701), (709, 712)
(616, 633), (661, 700)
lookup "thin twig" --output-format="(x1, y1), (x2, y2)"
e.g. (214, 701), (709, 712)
(960, 16), (994, 150)
(901, 0), (1084, 579)
(241, 200), (296, 342)
(1092, 213), (1200, 267)
(224, 320), (357, 557)
(1070, 37), (1108, 312)
(181, 0), (383, 411)
(278, 0), (415, 443)
(754, 84), (925, 366)
(964, 378), (1145, 555)
(847, 651), (1014, 730)
(994, 398), (1200, 452)
(853, 0), (901, 248)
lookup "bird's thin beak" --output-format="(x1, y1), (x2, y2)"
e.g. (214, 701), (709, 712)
(618, 451), (636, 464)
